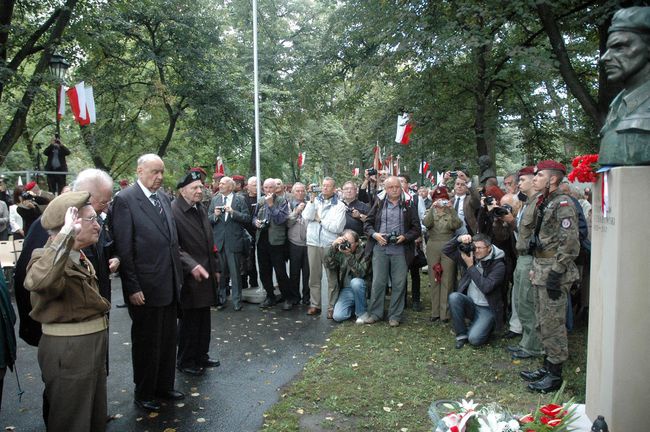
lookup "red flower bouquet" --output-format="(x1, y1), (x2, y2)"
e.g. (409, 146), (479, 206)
(567, 154), (599, 183)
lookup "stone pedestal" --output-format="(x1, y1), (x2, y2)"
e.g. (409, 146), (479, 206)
(586, 166), (650, 429)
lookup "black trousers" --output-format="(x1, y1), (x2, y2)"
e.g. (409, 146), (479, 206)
(289, 242), (309, 302)
(128, 302), (177, 400)
(404, 261), (421, 304)
(177, 307), (211, 368)
(242, 237), (259, 289)
(256, 232), (290, 300)
(46, 173), (66, 195)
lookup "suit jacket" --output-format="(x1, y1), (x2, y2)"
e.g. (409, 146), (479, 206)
(454, 186), (480, 235)
(172, 197), (217, 310)
(112, 184), (182, 307)
(43, 144), (70, 171)
(208, 193), (250, 254)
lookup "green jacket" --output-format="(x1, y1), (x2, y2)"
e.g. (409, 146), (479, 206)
(324, 241), (369, 288)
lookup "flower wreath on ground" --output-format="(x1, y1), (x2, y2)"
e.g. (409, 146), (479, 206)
(429, 386), (578, 432)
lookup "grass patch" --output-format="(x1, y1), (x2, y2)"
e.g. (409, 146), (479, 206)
(263, 291), (587, 432)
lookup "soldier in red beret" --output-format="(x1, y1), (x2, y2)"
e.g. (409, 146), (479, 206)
(520, 160), (579, 393)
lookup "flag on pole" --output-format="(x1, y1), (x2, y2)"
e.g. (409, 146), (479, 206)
(57, 85), (66, 120)
(215, 156), (225, 175)
(394, 155), (401, 176)
(66, 82), (97, 125)
(418, 161), (430, 175)
(395, 112), (413, 145)
(297, 152), (305, 169)
(373, 145), (383, 170)
(352, 168), (360, 177)
(17, 176), (22, 186)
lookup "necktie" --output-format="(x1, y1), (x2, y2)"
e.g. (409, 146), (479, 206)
(454, 197), (460, 211)
(150, 193), (163, 215)
(224, 195), (229, 221)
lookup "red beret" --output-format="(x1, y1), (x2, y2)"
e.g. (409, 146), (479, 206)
(518, 166), (535, 177)
(189, 167), (207, 176)
(119, 179), (129, 187)
(430, 185), (450, 201)
(24, 181), (37, 191)
(535, 160), (566, 174)
(232, 175), (245, 182)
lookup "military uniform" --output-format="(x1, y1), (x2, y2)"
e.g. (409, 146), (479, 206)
(531, 189), (580, 364)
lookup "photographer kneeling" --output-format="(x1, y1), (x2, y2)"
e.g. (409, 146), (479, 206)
(443, 233), (506, 349)
(324, 229), (369, 323)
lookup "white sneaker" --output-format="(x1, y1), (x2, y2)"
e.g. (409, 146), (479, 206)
(356, 314), (367, 324)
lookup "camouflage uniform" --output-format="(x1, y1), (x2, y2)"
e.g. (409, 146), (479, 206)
(531, 189), (580, 364)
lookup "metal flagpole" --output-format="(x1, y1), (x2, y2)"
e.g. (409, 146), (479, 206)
(253, 0), (261, 199)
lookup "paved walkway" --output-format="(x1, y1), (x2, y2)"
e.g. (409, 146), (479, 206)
(2, 279), (335, 431)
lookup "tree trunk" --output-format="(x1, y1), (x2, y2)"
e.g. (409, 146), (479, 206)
(0, 0), (78, 166)
(536, 3), (603, 130)
(473, 44), (489, 158)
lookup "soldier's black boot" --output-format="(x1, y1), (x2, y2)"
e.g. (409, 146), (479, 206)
(528, 362), (563, 393)
(520, 358), (549, 382)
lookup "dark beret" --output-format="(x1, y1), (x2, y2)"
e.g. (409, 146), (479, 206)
(41, 191), (91, 230)
(609, 7), (650, 35)
(176, 170), (203, 189)
(535, 160), (566, 174)
(518, 166), (535, 177)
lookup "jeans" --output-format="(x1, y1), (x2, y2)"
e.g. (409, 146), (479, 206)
(332, 278), (367, 322)
(449, 292), (495, 346)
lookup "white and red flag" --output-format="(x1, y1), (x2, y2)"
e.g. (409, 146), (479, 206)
(352, 168), (360, 177)
(395, 112), (413, 145)
(419, 161), (430, 175)
(215, 156), (225, 175)
(66, 82), (96, 125)
(394, 155), (401, 176)
(297, 152), (305, 169)
(373, 145), (383, 170)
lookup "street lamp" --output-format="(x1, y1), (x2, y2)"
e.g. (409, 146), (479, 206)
(48, 53), (70, 137)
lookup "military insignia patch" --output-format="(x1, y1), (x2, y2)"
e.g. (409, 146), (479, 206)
(559, 201), (570, 207)
(561, 218), (571, 228)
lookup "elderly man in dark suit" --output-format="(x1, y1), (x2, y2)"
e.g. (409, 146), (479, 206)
(172, 171), (220, 376)
(209, 176), (250, 311)
(112, 154), (184, 412)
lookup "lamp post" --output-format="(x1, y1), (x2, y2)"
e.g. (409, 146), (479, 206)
(48, 53), (70, 137)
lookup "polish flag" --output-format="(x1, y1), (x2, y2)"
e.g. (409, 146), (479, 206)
(395, 112), (413, 145)
(66, 82), (96, 125)
(57, 85), (66, 120)
(352, 168), (360, 177)
(215, 156), (225, 175)
(419, 161), (430, 175)
(373, 145), (383, 170)
(394, 155), (401, 176)
(297, 152), (305, 169)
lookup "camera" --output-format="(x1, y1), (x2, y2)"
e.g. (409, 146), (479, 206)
(338, 239), (352, 251)
(493, 204), (512, 217)
(386, 231), (399, 244)
(367, 168), (377, 176)
(312, 186), (322, 194)
(449, 171), (458, 177)
(21, 192), (33, 200)
(258, 218), (269, 229)
(458, 241), (476, 255)
(484, 195), (495, 206)
(215, 206), (226, 212)
(437, 199), (449, 207)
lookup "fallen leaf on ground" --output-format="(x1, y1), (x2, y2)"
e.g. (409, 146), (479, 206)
(148, 412), (159, 418)
(296, 408), (304, 415)
(383, 407), (392, 412)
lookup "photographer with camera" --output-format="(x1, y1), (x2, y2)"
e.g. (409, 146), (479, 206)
(360, 176), (421, 327)
(443, 233), (506, 349)
(324, 230), (369, 323)
(303, 178), (347, 317)
(253, 178), (290, 309)
(423, 185), (462, 322)
(43, 135), (71, 195)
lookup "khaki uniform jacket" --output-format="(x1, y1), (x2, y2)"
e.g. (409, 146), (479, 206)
(531, 190), (580, 286)
(515, 194), (539, 255)
(25, 229), (110, 324)
(423, 206), (462, 242)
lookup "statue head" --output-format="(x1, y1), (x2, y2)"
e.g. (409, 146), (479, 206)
(600, 7), (650, 90)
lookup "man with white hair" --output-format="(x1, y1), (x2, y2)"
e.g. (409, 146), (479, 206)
(112, 154), (184, 411)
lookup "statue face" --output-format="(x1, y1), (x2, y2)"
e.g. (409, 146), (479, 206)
(601, 32), (650, 86)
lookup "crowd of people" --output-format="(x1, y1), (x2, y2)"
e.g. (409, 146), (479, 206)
(0, 152), (594, 431)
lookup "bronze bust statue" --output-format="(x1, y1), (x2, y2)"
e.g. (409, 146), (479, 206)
(599, 7), (650, 166)
(478, 155), (496, 185)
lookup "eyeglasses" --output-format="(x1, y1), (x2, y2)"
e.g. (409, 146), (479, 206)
(81, 215), (100, 223)
(474, 245), (489, 250)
